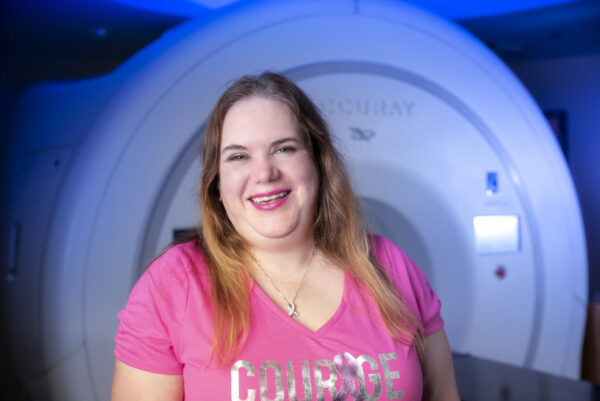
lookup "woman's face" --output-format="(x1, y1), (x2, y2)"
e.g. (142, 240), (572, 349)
(218, 96), (319, 250)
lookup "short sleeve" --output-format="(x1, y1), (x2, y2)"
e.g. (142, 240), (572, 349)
(114, 246), (190, 374)
(371, 235), (444, 336)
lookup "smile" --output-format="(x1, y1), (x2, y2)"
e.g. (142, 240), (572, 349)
(250, 190), (290, 204)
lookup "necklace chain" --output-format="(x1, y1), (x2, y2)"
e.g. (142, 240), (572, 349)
(253, 248), (316, 319)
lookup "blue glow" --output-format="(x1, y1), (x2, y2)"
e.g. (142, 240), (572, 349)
(108, 0), (581, 19)
(107, 0), (213, 16)
(94, 27), (107, 37)
(190, 0), (240, 8)
(401, 0), (580, 19)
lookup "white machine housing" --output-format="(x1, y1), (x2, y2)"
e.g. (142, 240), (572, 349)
(1, 1), (587, 400)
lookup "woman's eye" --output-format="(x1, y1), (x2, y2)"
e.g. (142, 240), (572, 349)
(275, 146), (296, 153)
(227, 154), (247, 161)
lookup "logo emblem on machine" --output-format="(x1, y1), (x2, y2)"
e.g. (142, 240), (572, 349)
(318, 97), (415, 117)
(349, 127), (376, 141)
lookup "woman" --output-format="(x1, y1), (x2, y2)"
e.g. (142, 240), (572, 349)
(112, 72), (460, 400)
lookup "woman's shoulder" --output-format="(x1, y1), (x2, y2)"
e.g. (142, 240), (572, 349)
(144, 240), (211, 290)
(368, 234), (444, 333)
(155, 239), (204, 262)
(368, 234), (409, 263)
(115, 240), (209, 372)
(367, 234), (423, 287)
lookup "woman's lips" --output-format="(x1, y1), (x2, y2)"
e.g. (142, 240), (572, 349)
(248, 190), (291, 210)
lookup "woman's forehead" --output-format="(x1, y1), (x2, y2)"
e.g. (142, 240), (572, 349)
(220, 97), (301, 148)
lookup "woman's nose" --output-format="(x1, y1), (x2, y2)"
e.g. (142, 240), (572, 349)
(254, 156), (280, 183)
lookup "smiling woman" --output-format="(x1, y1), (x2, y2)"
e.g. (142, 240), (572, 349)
(218, 96), (319, 252)
(111, 72), (460, 401)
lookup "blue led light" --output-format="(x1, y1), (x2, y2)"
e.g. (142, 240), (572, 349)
(486, 171), (499, 195)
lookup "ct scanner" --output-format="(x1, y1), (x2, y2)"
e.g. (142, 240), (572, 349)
(1, 0), (588, 399)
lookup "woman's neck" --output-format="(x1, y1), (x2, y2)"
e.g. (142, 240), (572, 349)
(251, 240), (316, 279)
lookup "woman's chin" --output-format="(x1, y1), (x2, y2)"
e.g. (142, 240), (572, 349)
(246, 225), (314, 248)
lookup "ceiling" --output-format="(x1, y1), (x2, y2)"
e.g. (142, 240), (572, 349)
(1, 0), (599, 85)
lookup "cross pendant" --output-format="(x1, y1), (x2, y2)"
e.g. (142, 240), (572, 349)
(287, 302), (299, 318)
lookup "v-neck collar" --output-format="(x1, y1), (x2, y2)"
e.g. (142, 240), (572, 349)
(251, 270), (348, 338)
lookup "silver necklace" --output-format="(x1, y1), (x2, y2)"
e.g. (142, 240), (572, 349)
(253, 248), (316, 319)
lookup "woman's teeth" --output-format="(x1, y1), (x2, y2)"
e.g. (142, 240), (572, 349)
(251, 191), (289, 203)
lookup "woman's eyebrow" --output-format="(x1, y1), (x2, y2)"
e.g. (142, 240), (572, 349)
(220, 144), (246, 155)
(271, 137), (300, 147)
(220, 137), (301, 155)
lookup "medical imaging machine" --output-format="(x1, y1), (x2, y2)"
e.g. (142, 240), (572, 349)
(2, 1), (587, 400)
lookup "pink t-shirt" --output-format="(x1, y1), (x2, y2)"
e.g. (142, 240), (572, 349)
(114, 235), (443, 400)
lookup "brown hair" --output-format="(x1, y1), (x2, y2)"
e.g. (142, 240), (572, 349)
(199, 72), (423, 365)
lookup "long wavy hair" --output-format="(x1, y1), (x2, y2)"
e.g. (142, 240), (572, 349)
(199, 72), (423, 366)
